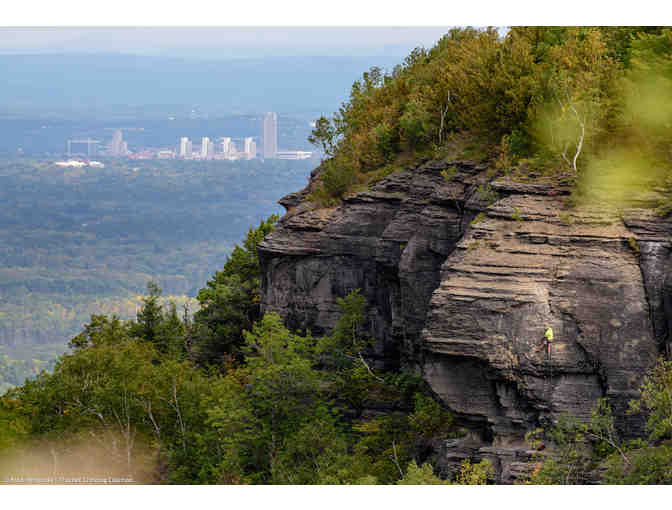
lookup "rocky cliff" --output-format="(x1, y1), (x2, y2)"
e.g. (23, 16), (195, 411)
(258, 158), (672, 482)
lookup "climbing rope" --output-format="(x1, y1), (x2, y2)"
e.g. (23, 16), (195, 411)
(543, 328), (554, 409)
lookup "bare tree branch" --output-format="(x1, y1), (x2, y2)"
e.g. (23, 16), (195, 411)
(390, 440), (404, 478)
(358, 352), (384, 382)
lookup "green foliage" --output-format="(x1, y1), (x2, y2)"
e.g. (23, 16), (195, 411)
(131, 281), (164, 344)
(68, 314), (132, 350)
(603, 443), (672, 484)
(627, 237), (640, 256)
(1, 332), (220, 482)
(332, 288), (368, 354)
(321, 160), (357, 200)
(374, 123), (398, 163)
(399, 98), (434, 149)
(524, 416), (594, 485)
(0, 396), (29, 454)
(398, 457), (492, 485)
(192, 215), (279, 365)
(520, 360), (672, 485)
(352, 391), (455, 484)
(307, 27), (672, 203)
(524, 389), (672, 485)
(383, 372), (426, 404)
(454, 459), (494, 485)
(0, 292), (456, 485)
(0, 219), (462, 485)
(470, 212), (487, 226)
(629, 358), (672, 441)
(440, 165), (458, 183)
(558, 211), (575, 225)
(524, 398), (623, 485)
(476, 183), (499, 205)
(308, 116), (339, 157)
(408, 393), (454, 442)
(398, 460), (448, 485)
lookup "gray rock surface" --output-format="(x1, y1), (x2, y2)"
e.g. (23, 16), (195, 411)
(259, 159), (488, 368)
(258, 161), (672, 483)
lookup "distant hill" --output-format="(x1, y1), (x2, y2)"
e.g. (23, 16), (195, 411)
(0, 54), (404, 118)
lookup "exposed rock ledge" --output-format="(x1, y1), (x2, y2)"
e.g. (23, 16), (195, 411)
(258, 159), (672, 483)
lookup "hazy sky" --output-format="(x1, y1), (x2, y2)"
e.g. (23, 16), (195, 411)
(0, 27), (455, 58)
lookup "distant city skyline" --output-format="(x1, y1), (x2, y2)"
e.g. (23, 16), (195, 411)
(61, 112), (314, 161)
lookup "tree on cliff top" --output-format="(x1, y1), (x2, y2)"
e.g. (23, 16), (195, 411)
(308, 27), (670, 202)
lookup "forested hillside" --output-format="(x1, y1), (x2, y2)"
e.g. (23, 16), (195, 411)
(0, 219), (475, 484)
(308, 27), (672, 212)
(0, 157), (313, 387)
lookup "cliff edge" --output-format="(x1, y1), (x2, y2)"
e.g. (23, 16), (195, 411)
(258, 158), (672, 482)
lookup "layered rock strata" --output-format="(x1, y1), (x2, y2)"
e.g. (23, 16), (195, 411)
(259, 159), (488, 369)
(258, 160), (671, 482)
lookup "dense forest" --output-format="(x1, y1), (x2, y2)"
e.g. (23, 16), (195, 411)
(0, 157), (313, 387)
(3, 27), (672, 484)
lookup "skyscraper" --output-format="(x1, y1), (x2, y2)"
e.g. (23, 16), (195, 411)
(263, 112), (277, 159)
(109, 129), (126, 156)
(201, 137), (213, 159)
(220, 137), (232, 155)
(244, 137), (256, 159)
(179, 137), (191, 158)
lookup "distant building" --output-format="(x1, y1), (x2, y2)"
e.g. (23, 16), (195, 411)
(220, 137), (232, 155)
(228, 141), (239, 159)
(201, 137), (210, 158)
(109, 129), (127, 156)
(244, 137), (257, 160)
(275, 150), (313, 160)
(263, 112), (278, 159)
(55, 160), (87, 167)
(157, 150), (176, 159)
(201, 137), (214, 159)
(179, 137), (192, 158)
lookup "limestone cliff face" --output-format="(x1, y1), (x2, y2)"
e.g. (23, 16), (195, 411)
(258, 158), (672, 482)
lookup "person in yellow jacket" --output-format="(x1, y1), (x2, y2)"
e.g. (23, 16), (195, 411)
(535, 327), (554, 360)
(543, 327), (553, 360)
